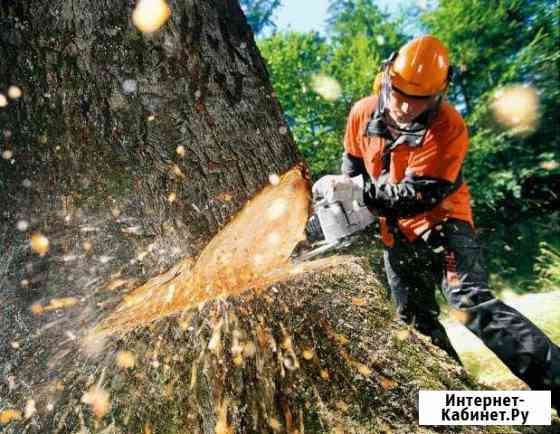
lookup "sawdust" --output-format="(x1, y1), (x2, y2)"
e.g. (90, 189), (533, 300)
(89, 166), (352, 338)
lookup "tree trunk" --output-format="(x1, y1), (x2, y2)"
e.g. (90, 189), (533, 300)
(1, 0), (299, 257)
(1, 2), (509, 434)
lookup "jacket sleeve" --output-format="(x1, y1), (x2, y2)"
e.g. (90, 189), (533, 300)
(340, 100), (368, 177)
(364, 173), (460, 217)
(343, 100), (366, 158)
(364, 114), (468, 217)
(341, 152), (367, 177)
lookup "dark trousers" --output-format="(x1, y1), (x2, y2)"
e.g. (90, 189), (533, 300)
(383, 219), (560, 403)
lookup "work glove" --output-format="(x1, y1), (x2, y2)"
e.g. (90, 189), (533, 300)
(312, 174), (367, 207)
(362, 175), (382, 210)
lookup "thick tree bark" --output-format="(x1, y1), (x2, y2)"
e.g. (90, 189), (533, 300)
(0, 1), (300, 431)
(0, 2), (519, 434)
(1, 0), (299, 257)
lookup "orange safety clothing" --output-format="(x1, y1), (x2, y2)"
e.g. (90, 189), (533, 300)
(343, 95), (473, 246)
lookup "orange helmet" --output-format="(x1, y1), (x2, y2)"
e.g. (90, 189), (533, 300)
(390, 35), (451, 97)
(367, 35), (453, 139)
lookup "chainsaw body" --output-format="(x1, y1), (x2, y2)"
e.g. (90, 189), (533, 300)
(296, 175), (375, 261)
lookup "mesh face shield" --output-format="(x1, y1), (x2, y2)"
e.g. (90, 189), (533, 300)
(379, 60), (445, 134)
(366, 54), (451, 145)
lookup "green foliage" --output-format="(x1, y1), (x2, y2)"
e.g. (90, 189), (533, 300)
(240, 0), (281, 35)
(480, 214), (559, 293)
(258, 0), (558, 292)
(326, 0), (404, 53)
(326, 1), (405, 99)
(419, 0), (560, 221)
(259, 1), (406, 176)
(259, 31), (346, 174)
(535, 240), (560, 290)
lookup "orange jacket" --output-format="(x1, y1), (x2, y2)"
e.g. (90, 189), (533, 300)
(343, 95), (473, 246)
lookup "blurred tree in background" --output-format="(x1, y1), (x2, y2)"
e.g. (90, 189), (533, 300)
(326, 0), (406, 109)
(240, 0), (282, 35)
(419, 0), (560, 289)
(258, 31), (345, 174)
(255, 0), (559, 292)
(259, 0), (405, 175)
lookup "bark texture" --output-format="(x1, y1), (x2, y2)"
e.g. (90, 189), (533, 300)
(0, 1), (533, 434)
(0, 0), (301, 431)
(1, 0), (299, 257)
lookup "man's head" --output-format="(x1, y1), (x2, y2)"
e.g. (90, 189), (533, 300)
(380, 35), (452, 127)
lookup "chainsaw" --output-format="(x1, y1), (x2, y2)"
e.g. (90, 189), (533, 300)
(293, 175), (375, 261)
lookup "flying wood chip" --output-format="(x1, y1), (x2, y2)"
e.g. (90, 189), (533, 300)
(357, 363), (372, 376)
(81, 386), (111, 419)
(379, 375), (398, 390)
(31, 304), (44, 315)
(132, 0), (171, 34)
(30, 232), (49, 255)
(491, 85), (540, 134)
(44, 297), (79, 311)
(302, 349), (314, 360)
(351, 297), (367, 306)
(215, 192), (233, 203)
(116, 351), (136, 369)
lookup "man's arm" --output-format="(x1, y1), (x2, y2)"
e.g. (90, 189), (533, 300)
(363, 172), (461, 217)
(341, 152), (367, 178)
(341, 97), (377, 178)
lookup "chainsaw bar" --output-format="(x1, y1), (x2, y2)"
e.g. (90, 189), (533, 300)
(293, 237), (353, 262)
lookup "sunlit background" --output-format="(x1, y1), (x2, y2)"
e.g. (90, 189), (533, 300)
(274, 0), (404, 34)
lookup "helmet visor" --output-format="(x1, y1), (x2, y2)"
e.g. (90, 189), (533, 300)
(387, 84), (438, 125)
